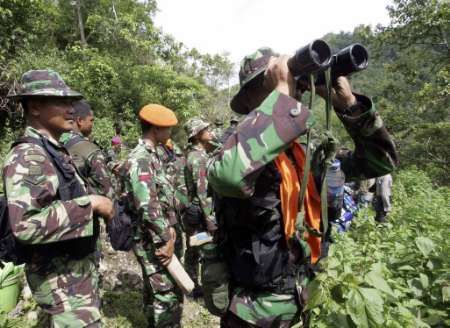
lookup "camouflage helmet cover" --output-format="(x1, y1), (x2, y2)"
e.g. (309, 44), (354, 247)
(184, 117), (210, 139)
(230, 47), (278, 114)
(8, 69), (82, 99)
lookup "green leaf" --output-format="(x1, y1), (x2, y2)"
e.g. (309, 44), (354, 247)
(419, 273), (429, 289)
(442, 286), (450, 302)
(397, 265), (415, 271)
(359, 288), (384, 328)
(408, 279), (424, 298)
(346, 289), (368, 328)
(305, 280), (326, 310)
(365, 270), (397, 298)
(415, 237), (435, 257)
(403, 298), (424, 308)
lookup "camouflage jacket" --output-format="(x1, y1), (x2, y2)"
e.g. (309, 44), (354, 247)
(156, 144), (189, 214)
(61, 131), (115, 199)
(211, 127), (224, 142)
(209, 91), (397, 198)
(122, 139), (177, 245)
(207, 90), (397, 325)
(2, 127), (94, 245)
(185, 144), (217, 231)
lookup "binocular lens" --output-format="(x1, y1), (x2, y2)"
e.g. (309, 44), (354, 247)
(310, 40), (331, 67)
(350, 44), (369, 70)
(288, 39), (331, 76)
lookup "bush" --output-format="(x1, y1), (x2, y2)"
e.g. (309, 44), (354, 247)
(307, 168), (450, 328)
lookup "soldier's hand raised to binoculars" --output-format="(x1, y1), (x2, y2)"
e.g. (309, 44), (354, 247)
(298, 76), (357, 113)
(263, 55), (296, 97)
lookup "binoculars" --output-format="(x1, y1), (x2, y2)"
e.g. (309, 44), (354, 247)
(288, 39), (369, 85)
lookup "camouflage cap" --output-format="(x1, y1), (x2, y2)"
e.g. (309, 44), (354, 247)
(230, 47), (278, 114)
(8, 69), (82, 99)
(184, 117), (210, 139)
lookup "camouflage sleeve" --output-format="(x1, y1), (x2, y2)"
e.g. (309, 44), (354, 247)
(191, 154), (217, 231)
(208, 90), (311, 198)
(3, 145), (93, 245)
(173, 157), (189, 212)
(128, 159), (172, 244)
(87, 150), (115, 199)
(335, 94), (398, 180)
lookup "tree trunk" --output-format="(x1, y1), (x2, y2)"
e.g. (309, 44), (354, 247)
(75, 0), (87, 47)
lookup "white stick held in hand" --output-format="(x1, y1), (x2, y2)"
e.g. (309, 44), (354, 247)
(166, 254), (195, 294)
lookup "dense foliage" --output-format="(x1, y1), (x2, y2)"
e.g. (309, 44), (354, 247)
(0, 0), (449, 327)
(0, 0), (234, 151)
(307, 169), (450, 328)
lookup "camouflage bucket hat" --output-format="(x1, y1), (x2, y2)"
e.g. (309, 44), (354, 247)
(8, 69), (82, 99)
(185, 118), (210, 139)
(230, 47), (278, 114)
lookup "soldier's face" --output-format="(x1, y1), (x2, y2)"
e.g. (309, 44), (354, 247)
(28, 97), (75, 134)
(198, 128), (213, 143)
(78, 113), (94, 137)
(155, 126), (172, 144)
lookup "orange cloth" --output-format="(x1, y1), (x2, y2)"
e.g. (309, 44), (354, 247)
(165, 138), (173, 149)
(274, 142), (322, 264)
(139, 104), (178, 127)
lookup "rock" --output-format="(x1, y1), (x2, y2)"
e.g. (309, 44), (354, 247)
(99, 228), (142, 291)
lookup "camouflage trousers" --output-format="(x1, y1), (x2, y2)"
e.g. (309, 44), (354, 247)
(133, 240), (183, 328)
(220, 287), (301, 328)
(25, 253), (101, 328)
(182, 220), (203, 288)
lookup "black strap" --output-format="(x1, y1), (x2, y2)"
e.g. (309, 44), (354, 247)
(12, 136), (85, 198)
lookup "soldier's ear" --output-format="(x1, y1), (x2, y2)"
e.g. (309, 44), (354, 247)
(75, 116), (84, 127)
(26, 99), (41, 118)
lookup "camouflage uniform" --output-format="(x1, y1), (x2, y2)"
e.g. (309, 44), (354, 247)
(220, 116), (240, 144)
(212, 119), (224, 142)
(183, 119), (218, 289)
(60, 131), (115, 199)
(122, 139), (183, 328)
(208, 49), (398, 327)
(156, 142), (188, 263)
(3, 70), (102, 327)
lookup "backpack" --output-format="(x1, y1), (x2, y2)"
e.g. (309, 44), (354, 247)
(65, 135), (138, 251)
(106, 195), (138, 251)
(64, 134), (101, 179)
(0, 136), (97, 265)
(0, 193), (27, 265)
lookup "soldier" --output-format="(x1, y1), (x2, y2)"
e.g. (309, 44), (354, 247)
(3, 69), (114, 327)
(121, 104), (182, 327)
(60, 100), (115, 199)
(207, 49), (398, 327)
(156, 139), (188, 269)
(211, 118), (224, 142)
(220, 115), (240, 144)
(183, 118), (217, 297)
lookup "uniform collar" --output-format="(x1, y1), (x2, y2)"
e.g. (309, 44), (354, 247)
(187, 143), (207, 154)
(60, 130), (87, 144)
(25, 126), (62, 148)
(138, 138), (157, 153)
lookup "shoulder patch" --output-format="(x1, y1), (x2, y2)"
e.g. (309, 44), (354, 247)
(24, 154), (46, 163)
(29, 165), (43, 176)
